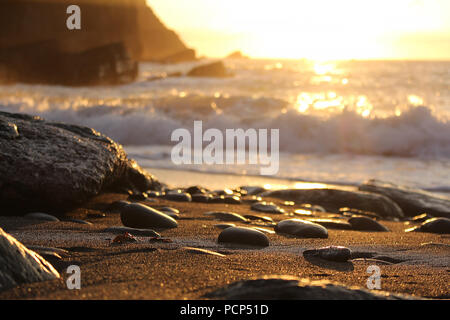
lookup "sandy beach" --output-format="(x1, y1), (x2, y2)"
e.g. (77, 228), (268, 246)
(1, 191), (448, 300)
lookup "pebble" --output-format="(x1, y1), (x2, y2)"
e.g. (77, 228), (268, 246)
(107, 200), (130, 212)
(128, 192), (148, 201)
(191, 194), (212, 203)
(410, 213), (433, 223)
(185, 186), (207, 195)
(164, 191), (192, 202)
(103, 226), (161, 237)
(214, 223), (236, 230)
(275, 219), (328, 238)
(158, 207), (180, 219)
(339, 207), (381, 220)
(23, 212), (59, 222)
(243, 215), (274, 223)
(223, 195), (242, 204)
(218, 227), (270, 247)
(147, 191), (162, 198)
(240, 186), (266, 195)
(120, 203), (178, 229)
(87, 212), (106, 219)
(251, 201), (285, 214)
(294, 209), (313, 216)
(242, 195), (263, 204)
(205, 211), (248, 223)
(307, 218), (352, 230)
(251, 227), (276, 234)
(300, 204), (326, 213)
(405, 217), (450, 234)
(303, 246), (352, 262)
(348, 216), (390, 232)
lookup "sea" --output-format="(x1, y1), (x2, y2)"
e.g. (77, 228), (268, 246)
(1, 58), (449, 194)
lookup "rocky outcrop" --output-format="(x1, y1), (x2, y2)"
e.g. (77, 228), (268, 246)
(187, 61), (233, 78)
(359, 180), (450, 218)
(204, 275), (418, 300)
(0, 111), (161, 215)
(0, 228), (60, 291)
(0, 41), (138, 85)
(263, 188), (404, 219)
(0, 0), (191, 62)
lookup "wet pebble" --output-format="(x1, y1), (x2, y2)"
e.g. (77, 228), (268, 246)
(293, 209), (314, 216)
(24, 212), (59, 222)
(348, 216), (389, 232)
(185, 186), (207, 195)
(241, 195), (262, 204)
(303, 246), (352, 262)
(192, 194), (212, 203)
(120, 203), (178, 229)
(275, 219), (328, 238)
(307, 218), (352, 230)
(300, 204), (326, 213)
(214, 223), (236, 230)
(107, 200), (130, 212)
(158, 207), (180, 219)
(243, 215), (274, 223)
(103, 226), (161, 237)
(218, 227), (269, 247)
(205, 211), (248, 223)
(339, 207), (381, 220)
(164, 191), (192, 202)
(87, 212), (106, 219)
(251, 201), (285, 214)
(410, 213), (433, 223)
(128, 192), (148, 201)
(240, 186), (266, 195)
(405, 217), (450, 234)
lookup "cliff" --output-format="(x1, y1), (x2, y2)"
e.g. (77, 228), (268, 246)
(0, 0), (193, 61)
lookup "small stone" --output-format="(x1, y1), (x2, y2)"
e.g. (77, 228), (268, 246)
(107, 200), (130, 212)
(223, 195), (241, 204)
(303, 246), (352, 262)
(307, 218), (352, 230)
(218, 227), (269, 247)
(349, 216), (389, 232)
(214, 223), (236, 230)
(103, 226), (161, 237)
(339, 207), (381, 220)
(300, 204), (326, 213)
(242, 195), (263, 204)
(205, 211), (248, 222)
(185, 186), (206, 195)
(251, 201), (285, 214)
(192, 194), (212, 203)
(243, 215), (274, 223)
(240, 186), (266, 195)
(284, 201), (295, 206)
(411, 213), (433, 223)
(24, 212), (59, 222)
(405, 217), (450, 234)
(128, 192), (148, 201)
(164, 191), (192, 202)
(87, 212), (106, 219)
(120, 203), (178, 229)
(215, 189), (234, 196)
(147, 191), (161, 198)
(275, 219), (328, 238)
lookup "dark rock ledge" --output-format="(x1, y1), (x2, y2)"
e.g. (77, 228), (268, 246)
(0, 111), (162, 215)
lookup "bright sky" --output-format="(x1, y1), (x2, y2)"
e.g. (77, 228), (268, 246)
(147, 0), (450, 60)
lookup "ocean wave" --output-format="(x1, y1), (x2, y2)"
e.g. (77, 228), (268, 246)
(1, 94), (449, 158)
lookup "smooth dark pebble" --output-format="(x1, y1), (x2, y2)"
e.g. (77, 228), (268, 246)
(218, 227), (269, 247)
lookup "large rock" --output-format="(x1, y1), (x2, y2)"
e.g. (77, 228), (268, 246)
(187, 61), (233, 78)
(0, 0), (191, 63)
(359, 180), (450, 218)
(0, 41), (138, 86)
(0, 111), (161, 214)
(204, 275), (417, 300)
(263, 188), (404, 219)
(0, 228), (60, 291)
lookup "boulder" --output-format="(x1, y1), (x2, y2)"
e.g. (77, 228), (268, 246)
(264, 188), (404, 219)
(187, 61), (233, 78)
(0, 111), (161, 215)
(0, 228), (60, 291)
(0, 41), (138, 86)
(359, 180), (450, 218)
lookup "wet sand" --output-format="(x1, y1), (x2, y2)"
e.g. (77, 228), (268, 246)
(0, 193), (449, 300)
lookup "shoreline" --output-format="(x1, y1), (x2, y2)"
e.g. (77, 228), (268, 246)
(1, 192), (448, 300)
